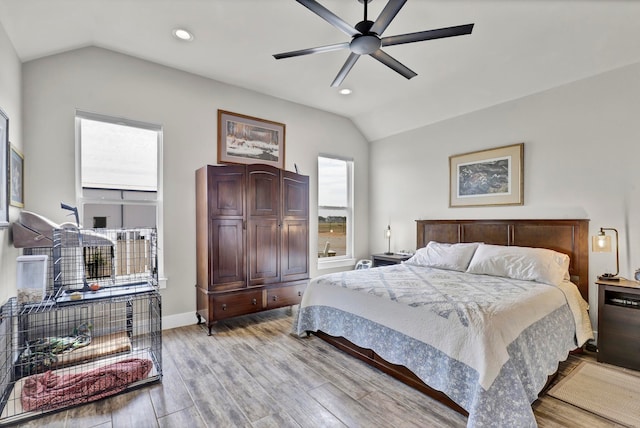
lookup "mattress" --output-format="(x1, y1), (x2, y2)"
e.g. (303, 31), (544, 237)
(294, 263), (592, 427)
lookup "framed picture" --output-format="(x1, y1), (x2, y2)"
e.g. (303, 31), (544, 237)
(0, 108), (8, 227)
(10, 144), (24, 208)
(449, 143), (524, 207)
(217, 110), (285, 169)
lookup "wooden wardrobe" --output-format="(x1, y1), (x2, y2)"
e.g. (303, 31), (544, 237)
(195, 164), (309, 334)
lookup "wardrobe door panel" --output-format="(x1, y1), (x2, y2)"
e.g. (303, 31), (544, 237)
(282, 171), (308, 218)
(208, 165), (245, 217)
(210, 219), (245, 290)
(248, 218), (280, 286)
(281, 219), (309, 281)
(248, 165), (279, 217)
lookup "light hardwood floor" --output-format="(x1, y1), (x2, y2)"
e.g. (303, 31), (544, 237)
(11, 308), (626, 428)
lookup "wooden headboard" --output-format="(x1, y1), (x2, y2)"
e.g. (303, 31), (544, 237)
(416, 219), (590, 302)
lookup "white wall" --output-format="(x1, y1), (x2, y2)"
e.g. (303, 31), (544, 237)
(0, 23), (22, 305)
(21, 47), (370, 324)
(370, 61), (640, 329)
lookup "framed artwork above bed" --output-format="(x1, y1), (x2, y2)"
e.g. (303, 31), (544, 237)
(449, 143), (524, 207)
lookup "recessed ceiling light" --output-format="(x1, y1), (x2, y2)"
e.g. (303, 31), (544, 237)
(172, 28), (194, 41)
(339, 88), (352, 95)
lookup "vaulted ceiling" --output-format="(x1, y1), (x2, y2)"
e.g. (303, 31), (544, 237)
(1, 0), (639, 141)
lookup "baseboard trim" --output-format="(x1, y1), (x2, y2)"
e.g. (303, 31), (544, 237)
(163, 311), (196, 330)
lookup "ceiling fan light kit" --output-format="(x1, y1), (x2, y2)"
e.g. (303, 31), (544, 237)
(273, 0), (474, 87)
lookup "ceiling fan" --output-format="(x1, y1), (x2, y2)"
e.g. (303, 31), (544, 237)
(273, 0), (474, 87)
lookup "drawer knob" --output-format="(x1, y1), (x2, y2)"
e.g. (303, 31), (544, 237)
(273, 295), (278, 301)
(298, 291), (302, 297)
(222, 303), (227, 311)
(252, 298), (257, 305)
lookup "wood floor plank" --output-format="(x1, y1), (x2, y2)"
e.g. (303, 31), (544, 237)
(228, 342), (297, 390)
(208, 357), (280, 423)
(251, 411), (302, 428)
(108, 389), (158, 428)
(367, 370), (467, 427)
(249, 341), (330, 392)
(157, 405), (207, 428)
(148, 350), (195, 418)
(260, 381), (348, 428)
(63, 397), (112, 428)
(299, 335), (386, 383)
(362, 389), (465, 428)
(288, 346), (377, 400)
(181, 370), (251, 427)
(307, 382), (390, 427)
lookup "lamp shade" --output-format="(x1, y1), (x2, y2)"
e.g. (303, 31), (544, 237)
(384, 225), (392, 255)
(592, 234), (612, 252)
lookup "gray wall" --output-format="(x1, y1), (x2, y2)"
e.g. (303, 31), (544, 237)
(21, 46), (370, 326)
(369, 61), (640, 330)
(0, 23), (22, 305)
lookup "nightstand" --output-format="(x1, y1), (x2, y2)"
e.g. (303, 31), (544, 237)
(597, 278), (640, 370)
(371, 253), (412, 267)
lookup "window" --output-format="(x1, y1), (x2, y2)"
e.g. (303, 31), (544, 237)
(318, 155), (353, 265)
(76, 111), (165, 285)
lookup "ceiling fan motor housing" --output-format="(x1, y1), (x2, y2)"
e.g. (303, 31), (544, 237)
(350, 34), (381, 55)
(351, 20), (380, 55)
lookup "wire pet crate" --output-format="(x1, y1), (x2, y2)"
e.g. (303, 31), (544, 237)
(0, 227), (162, 425)
(0, 291), (162, 425)
(23, 227), (158, 303)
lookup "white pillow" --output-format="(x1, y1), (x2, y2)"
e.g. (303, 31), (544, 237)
(405, 241), (480, 272)
(465, 244), (570, 286)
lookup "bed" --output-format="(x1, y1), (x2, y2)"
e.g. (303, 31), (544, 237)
(294, 219), (592, 427)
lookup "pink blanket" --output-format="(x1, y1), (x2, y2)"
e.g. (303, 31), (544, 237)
(21, 358), (153, 412)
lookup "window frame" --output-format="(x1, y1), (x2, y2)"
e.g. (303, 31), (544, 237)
(317, 154), (355, 270)
(75, 110), (166, 287)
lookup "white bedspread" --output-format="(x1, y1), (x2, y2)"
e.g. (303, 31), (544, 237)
(294, 263), (593, 427)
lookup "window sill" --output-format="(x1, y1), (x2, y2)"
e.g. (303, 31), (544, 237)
(317, 257), (356, 270)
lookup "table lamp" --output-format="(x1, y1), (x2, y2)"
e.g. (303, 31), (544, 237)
(384, 225), (393, 255)
(592, 227), (619, 281)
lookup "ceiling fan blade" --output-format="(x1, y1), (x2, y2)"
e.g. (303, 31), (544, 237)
(381, 23), (474, 47)
(273, 42), (350, 60)
(297, 0), (359, 37)
(331, 53), (361, 87)
(370, 49), (417, 80)
(370, 0), (407, 36)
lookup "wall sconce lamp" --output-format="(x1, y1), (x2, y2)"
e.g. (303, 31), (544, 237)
(592, 227), (619, 281)
(384, 225), (393, 255)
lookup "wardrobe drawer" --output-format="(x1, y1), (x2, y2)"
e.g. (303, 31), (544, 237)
(211, 290), (262, 320)
(266, 282), (307, 309)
